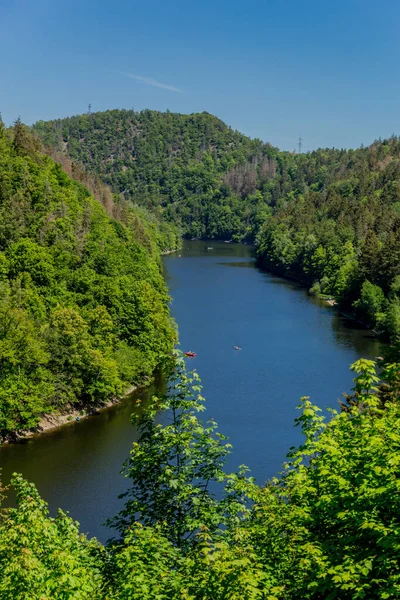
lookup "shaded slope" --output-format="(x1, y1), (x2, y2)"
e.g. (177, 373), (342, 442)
(35, 109), (400, 338)
(0, 120), (175, 437)
(34, 109), (277, 240)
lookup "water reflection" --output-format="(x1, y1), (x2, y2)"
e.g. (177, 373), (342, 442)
(164, 241), (384, 489)
(0, 241), (384, 541)
(1, 375), (167, 541)
(331, 313), (380, 355)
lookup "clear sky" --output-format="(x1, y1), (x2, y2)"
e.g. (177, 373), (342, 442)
(1, 0), (400, 150)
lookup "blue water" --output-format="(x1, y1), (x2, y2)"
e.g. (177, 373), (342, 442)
(0, 241), (380, 540)
(163, 241), (380, 483)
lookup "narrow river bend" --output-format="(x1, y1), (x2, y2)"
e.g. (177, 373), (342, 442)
(0, 241), (380, 540)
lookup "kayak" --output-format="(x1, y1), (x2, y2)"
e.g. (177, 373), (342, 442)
(185, 351), (197, 357)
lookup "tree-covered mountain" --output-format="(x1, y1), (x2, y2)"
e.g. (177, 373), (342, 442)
(0, 118), (177, 438)
(34, 110), (400, 339)
(33, 109), (277, 240)
(2, 109), (400, 598)
(255, 139), (400, 339)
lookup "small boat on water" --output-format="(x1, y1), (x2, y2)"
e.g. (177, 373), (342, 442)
(185, 351), (197, 357)
(233, 345), (241, 351)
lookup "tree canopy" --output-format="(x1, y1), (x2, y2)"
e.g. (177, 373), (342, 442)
(2, 108), (400, 596)
(34, 110), (400, 339)
(3, 358), (400, 598)
(0, 121), (177, 438)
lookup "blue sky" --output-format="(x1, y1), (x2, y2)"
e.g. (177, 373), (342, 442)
(1, 0), (400, 150)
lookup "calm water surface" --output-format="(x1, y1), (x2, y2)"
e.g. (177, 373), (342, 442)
(0, 241), (381, 540)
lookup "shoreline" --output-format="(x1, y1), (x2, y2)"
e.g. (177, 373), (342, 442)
(2, 381), (149, 445)
(2, 246), (180, 445)
(255, 259), (381, 339)
(161, 248), (179, 255)
(318, 295), (382, 334)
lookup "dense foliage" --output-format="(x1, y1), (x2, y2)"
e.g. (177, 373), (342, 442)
(0, 119), (176, 438)
(33, 109), (276, 240)
(108, 359), (247, 549)
(3, 357), (400, 598)
(255, 139), (400, 340)
(7, 108), (399, 595)
(34, 110), (400, 338)
(0, 475), (103, 599)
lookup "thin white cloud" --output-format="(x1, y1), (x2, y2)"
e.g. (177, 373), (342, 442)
(115, 70), (184, 93)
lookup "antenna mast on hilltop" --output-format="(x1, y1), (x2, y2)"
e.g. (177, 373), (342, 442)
(88, 103), (91, 114)
(298, 135), (303, 154)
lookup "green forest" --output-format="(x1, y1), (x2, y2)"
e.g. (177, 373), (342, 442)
(1, 108), (400, 598)
(2, 356), (400, 599)
(34, 110), (400, 340)
(0, 117), (178, 438)
(33, 109), (273, 240)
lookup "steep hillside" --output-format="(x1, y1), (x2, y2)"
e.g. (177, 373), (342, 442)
(34, 110), (400, 339)
(0, 119), (176, 437)
(33, 109), (277, 240)
(255, 140), (400, 337)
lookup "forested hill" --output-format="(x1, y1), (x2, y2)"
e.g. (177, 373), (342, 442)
(255, 139), (400, 340)
(0, 118), (176, 438)
(33, 109), (277, 240)
(34, 109), (400, 339)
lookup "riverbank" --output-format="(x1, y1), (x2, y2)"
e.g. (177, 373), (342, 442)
(319, 295), (337, 307)
(181, 239), (377, 335)
(0, 240), (382, 541)
(317, 294), (386, 336)
(2, 381), (149, 445)
(254, 258), (385, 341)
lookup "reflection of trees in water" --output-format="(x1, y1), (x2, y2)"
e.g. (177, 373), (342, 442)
(181, 240), (254, 259)
(331, 312), (382, 357)
(221, 257), (382, 358)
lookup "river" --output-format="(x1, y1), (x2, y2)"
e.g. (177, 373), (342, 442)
(0, 241), (381, 541)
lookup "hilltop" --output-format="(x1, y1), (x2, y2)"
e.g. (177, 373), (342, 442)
(33, 109), (276, 239)
(34, 109), (400, 340)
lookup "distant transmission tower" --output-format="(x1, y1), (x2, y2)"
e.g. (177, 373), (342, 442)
(88, 103), (92, 114)
(298, 135), (303, 154)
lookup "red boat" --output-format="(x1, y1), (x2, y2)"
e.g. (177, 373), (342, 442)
(185, 351), (197, 357)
